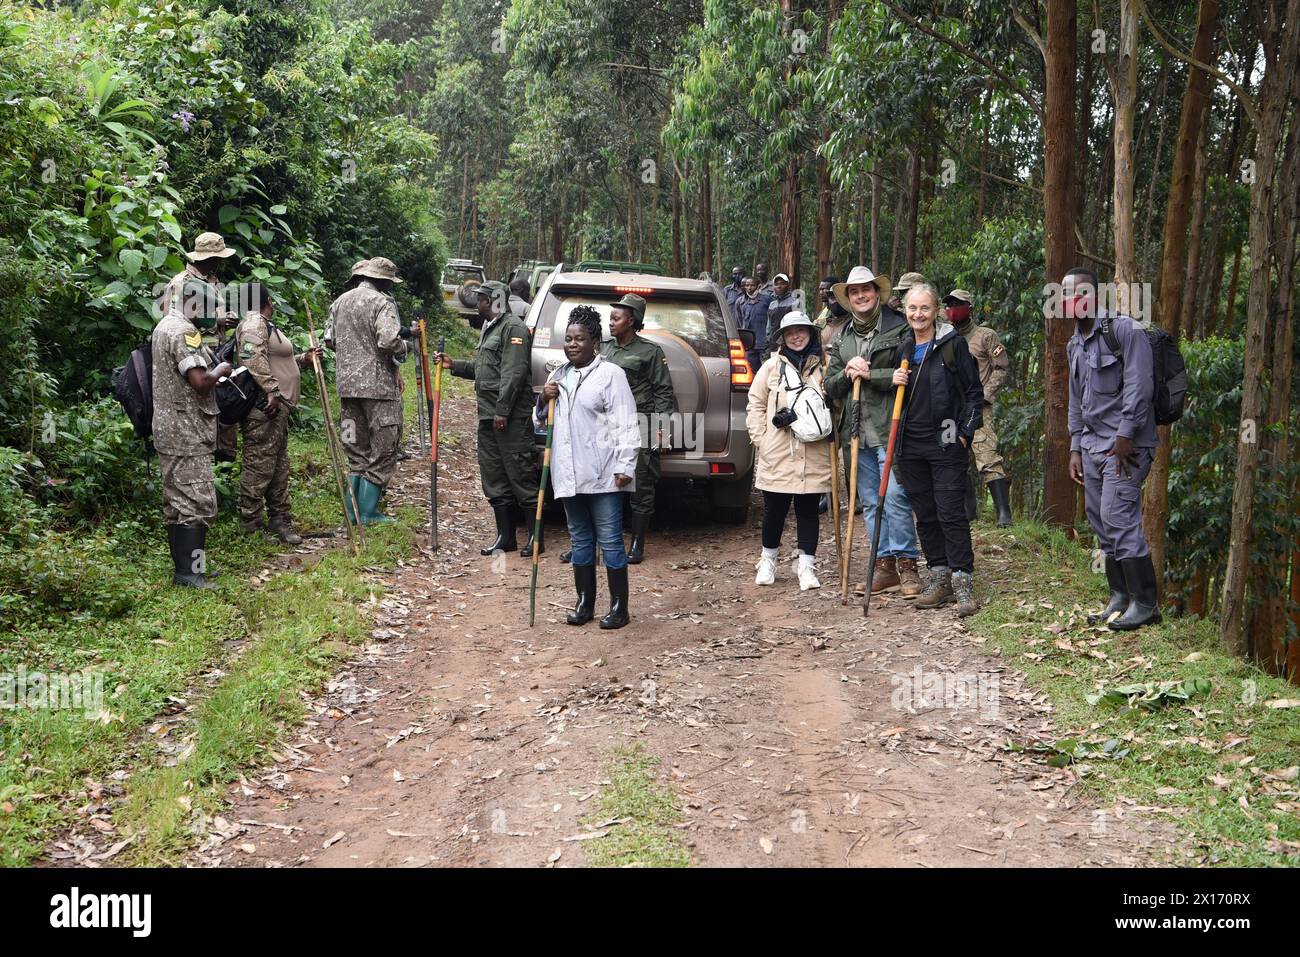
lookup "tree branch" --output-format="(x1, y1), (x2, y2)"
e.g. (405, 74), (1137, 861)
(1135, 0), (1260, 128)
(1011, 5), (1047, 62)
(876, 0), (1045, 123)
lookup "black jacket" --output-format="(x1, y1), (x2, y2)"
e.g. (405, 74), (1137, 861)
(894, 322), (984, 450)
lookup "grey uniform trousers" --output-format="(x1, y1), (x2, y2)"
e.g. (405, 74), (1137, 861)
(1082, 446), (1153, 561)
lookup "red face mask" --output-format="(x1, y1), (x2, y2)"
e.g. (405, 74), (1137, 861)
(947, 304), (972, 324)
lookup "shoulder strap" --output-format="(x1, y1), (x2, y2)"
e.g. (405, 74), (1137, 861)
(940, 338), (957, 372)
(1100, 315), (1123, 360)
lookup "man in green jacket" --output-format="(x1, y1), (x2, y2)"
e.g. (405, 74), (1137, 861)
(823, 265), (922, 598)
(437, 280), (542, 557)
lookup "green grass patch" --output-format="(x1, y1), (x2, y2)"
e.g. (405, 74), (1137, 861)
(0, 358), (444, 866)
(582, 744), (691, 868)
(970, 520), (1300, 868)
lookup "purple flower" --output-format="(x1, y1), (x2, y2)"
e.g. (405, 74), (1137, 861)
(172, 110), (194, 132)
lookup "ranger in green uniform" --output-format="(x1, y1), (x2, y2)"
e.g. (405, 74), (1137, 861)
(602, 293), (674, 563)
(437, 280), (542, 557)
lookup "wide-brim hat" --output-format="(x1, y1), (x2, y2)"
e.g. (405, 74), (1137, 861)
(777, 310), (816, 334)
(354, 256), (404, 283)
(350, 259), (371, 275)
(945, 288), (973, 305)
(187, 231), (237, 262)
(833, 265), (892, 313)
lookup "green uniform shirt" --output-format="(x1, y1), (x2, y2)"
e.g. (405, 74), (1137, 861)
(601, 334), (674, 416)
(452, 312), (534, 419)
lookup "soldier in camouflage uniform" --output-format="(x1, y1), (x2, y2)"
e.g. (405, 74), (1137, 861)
(234, 283), (321, 544)
(945, 289), (1013, 526)
(436, 280), (541, 557)
(599, 293), (673, 563)
(152, 278), (232, 588)
(160, 232), (241, 464)
(328, 257), (408, 524)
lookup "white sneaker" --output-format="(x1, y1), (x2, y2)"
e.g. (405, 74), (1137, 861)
(755, 555), (777, 586)
(797, 556), (821, 591)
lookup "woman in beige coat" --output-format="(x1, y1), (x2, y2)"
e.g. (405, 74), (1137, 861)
(746, 311), (834, 590)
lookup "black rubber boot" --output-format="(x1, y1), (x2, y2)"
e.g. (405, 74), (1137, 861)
(626, 514), (649, 565)
(480, 504), (517, 555)
(168, 524), (214, 588)
(567, 565), (597, 625)
(1087, 556), (1129, 624)
(599, 567), (630, 630)
(1109, 555), (1162, 631)
(988, 478), (1013, 527)
(520, 522), (544, 558)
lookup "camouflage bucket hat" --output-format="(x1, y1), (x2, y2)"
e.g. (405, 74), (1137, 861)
(608, 293), (647, 323)
(354, 256), (404, 283)
(894, 271), (927, 294)
(944, 288), (973, 305)
(350, 259), (371, 276)
(187, 231), (237, 262)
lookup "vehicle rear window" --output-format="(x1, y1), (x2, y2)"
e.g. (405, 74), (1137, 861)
(538, 291), (728, 358)
(442, 265), (484, 285)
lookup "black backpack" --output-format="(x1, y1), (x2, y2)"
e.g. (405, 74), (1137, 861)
(112, 342), (154, 440)
(1100, 316), (1188, 425)
(212, 325), (271, 425)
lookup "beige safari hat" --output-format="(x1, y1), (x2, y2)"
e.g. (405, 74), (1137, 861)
(833, 265), (892, 313)
(354, 256), (404, 283)
(186, 231), (237, 262)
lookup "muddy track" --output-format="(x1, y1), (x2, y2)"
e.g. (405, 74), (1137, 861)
(202, 395), (1167, 868)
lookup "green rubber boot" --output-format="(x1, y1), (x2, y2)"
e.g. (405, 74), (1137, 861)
(356, 477), (393, 525)
(344, 475), (361, 526)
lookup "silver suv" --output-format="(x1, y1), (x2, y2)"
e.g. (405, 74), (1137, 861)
(525, 268), (756, 522)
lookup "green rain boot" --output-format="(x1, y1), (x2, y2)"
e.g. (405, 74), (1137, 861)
(344, 475), (361, 527)
(356, 477), (393, 525)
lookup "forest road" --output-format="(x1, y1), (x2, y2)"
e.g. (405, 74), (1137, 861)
(209, 394), (1165, 868)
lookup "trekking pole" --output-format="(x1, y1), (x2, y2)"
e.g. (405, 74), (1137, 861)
(417, 322), (444, 549)
(840, 377), (862, 604)
(529, 397), (556, 627)
(829, 433), (844, 600)
(864, 360), (909, 618)
(304, 310), (365, 553)
(414, 337), (427, 457)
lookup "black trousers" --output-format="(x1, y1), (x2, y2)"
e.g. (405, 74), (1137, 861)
(895, 441), (975, 573)
(761, 491), (820, 555)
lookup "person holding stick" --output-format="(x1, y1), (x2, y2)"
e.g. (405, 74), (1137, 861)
(746, 311), (833, 591)
(326, 256), (408, 524)
(537, 305), (640, 630)
(889, 282), (984, 617)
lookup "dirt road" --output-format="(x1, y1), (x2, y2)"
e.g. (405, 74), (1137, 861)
(206, 396), (1162, 867)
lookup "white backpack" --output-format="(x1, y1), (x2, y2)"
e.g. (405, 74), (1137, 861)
(777, 359), (832, 443)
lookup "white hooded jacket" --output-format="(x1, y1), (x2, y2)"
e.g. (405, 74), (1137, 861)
(535, 355), (641, 498)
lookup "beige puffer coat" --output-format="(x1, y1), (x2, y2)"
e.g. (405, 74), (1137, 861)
(746, 352), (834, 495)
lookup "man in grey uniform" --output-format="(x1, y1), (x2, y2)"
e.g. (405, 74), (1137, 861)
(1064, 267), (1160, 631)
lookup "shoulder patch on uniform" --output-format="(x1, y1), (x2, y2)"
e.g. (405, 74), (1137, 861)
(184, 332), (202, 348)
(992, 345), (1004, 356)
(509, 336), (524, 345)
(241, 342), (255, 357)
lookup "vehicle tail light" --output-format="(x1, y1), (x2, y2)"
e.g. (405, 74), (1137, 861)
(709, 463), (735, 475)
(614, 285), (654, 295)
(729, 338), (753, 390)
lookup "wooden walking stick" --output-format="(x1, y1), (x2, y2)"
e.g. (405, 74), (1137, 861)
(829, 435), (844, 599)
(840, 378), (862, 603)
(529, 397), (556, 627)
(414, 336), (427, 457)
(304, 306), (365, 553)
(864, 360), (910, 617)
(417, 322), (445, 550)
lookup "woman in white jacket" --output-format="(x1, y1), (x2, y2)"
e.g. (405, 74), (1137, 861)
(537, 305), (640, 629)
(746, 310), (834, 590)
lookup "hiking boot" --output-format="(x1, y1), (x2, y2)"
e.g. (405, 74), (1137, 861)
(560, 550), (572, 564)
(897, 557), (924, 598)
(1109, 555), (1162, 631)
(755, 549), (778, 586)
(952, 570), (979, 617)
(915, 566), (954, 609)
(481, 504), (517, 555)
(268, 518), (303, 545)
(871, 555), (900, 594)
(988, 478), (1013, 527)
(1087, 556), (1129, 625)
(567, 564), (597, 626)
(599, 567), (630, 629)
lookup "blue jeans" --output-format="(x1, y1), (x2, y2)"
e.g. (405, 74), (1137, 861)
(856, 444), (919, 559)
(562, 492), (628, 569)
